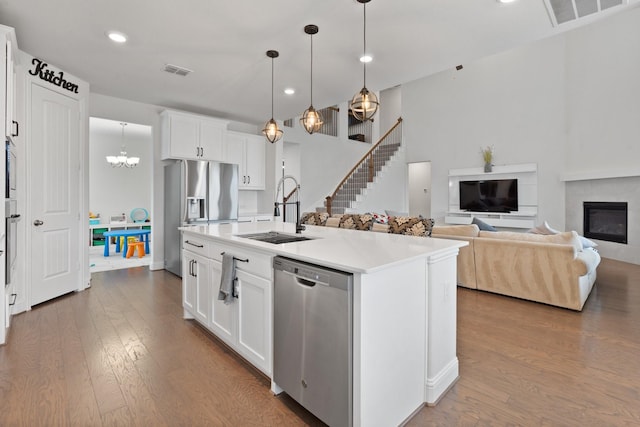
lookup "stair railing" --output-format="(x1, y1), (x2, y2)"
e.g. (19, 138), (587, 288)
(325, 117), (403, 216)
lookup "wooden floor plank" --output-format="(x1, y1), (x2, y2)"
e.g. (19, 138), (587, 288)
(1, 258), (639, 426)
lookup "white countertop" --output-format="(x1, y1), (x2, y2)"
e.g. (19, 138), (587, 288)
(180, 221), (467, 274)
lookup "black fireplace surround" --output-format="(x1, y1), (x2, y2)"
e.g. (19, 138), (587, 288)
(583, 201), (628, 244)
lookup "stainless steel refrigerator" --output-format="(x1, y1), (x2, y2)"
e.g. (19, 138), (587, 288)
(164, 160), (239, 276)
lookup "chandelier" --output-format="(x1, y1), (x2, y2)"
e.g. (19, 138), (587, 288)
(262, 50), (283, 143)
(300, 24), (323, 134)
(106, 122), (140, 168)
(350, 0), (379, 122)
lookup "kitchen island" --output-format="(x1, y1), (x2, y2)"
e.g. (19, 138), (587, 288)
(179, 221), (466, 426)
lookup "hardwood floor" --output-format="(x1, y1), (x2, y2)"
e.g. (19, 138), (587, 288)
(1, 258), (639, 426)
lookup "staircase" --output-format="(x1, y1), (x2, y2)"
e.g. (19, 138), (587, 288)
(322, 118), (403, 215)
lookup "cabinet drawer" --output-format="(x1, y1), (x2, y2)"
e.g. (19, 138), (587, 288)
(182, 235), (211, 258)
(215, 245), (271, 280)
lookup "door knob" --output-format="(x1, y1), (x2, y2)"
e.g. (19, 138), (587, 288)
(33, 219), (44, 226)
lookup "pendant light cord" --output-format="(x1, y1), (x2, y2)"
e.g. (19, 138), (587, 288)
(120, 122), (127, 152)
(363, 1), (367, 88)
(271, 57), (274, 118)
(310, 33), (314, 106)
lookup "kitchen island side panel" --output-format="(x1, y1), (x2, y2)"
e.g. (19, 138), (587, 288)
(353, 258), (427, 427)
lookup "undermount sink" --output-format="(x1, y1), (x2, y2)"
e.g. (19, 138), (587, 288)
(237, 231), (314, 245)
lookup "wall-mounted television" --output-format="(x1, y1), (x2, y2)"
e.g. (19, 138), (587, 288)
(459, 179), (518, 212)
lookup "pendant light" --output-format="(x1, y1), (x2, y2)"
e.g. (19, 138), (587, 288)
(300, 24), (323, 134)
(262, 50), (283, 144)
(106, 122), (140, 168)
(350, 0), (379, 122)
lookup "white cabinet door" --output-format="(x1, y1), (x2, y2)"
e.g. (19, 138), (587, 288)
(182, 251), (197, 316)
(162, 111), (228, 160)
(183, 250), (211, 325)
(225, 131), (247, 183)
(167, 113), (200, 159)
(209, 259), (236, 345)
(235, 269), (272, 374)
(199, 119), (225, 162)
(243, 134), (266, 190)
(225, 132), (266, 190)
(5, 39), (16, 140)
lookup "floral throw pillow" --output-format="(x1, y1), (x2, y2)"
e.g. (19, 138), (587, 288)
(388, 216), (435, 237)
(300, 212), (329, 226)
(339, 214), (374, 231)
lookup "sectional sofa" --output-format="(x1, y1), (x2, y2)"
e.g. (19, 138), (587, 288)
(301, 213), (600, 311)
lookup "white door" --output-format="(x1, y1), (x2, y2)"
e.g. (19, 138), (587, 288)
(30, 84), (81, 306)
(408, 161), (431, 218)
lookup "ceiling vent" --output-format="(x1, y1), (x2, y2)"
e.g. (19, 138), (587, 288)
(544, 0), (625, 26)
(163, 64), (193, 77)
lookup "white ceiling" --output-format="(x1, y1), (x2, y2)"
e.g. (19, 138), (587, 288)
(2, 0), (639, 126)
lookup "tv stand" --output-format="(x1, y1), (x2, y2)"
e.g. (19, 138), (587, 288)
(447, 163), (538, 229)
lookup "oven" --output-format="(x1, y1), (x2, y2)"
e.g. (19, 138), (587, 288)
(5, 199), (19, 285)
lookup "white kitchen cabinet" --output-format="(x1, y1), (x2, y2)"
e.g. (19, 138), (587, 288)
(235, 269), (272, 372)
(225, 131), (265, 190)
(182, 249), (212, 326)
(181, 233), (273, 375)
(0, 25), (17, 346)
(209, 259), (235, 345)
(4, 35), (17, 141)
(161, 110), (228, 161)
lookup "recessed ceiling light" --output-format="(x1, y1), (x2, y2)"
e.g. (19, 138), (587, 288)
(360, 55), (372, 63)
(284, 88), (295, 95)
(497, 0), (517, 3)
(106, 31), (128, 43)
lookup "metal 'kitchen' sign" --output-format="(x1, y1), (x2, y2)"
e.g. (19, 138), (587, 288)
(29, 58), (79, 94)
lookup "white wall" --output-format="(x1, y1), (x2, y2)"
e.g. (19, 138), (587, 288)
(401, 36), (567, 228)
(89, 118), (152, 221)
(565, 7), (640, 174)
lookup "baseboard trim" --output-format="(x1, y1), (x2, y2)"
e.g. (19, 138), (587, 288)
(425, 357), (459, 405)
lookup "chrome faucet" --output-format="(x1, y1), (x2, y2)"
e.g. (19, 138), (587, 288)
(274, 175), (305, 234)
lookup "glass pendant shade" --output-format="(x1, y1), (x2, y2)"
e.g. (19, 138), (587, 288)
(262, 50), (283, 143)
(263, 118), (283, 143)
(300, 106), (323, 134)
(350, 87), (379, 122)
(300, 25), (323, 135)
(350, 0), (379, 122)
(106, 122), (140, 168)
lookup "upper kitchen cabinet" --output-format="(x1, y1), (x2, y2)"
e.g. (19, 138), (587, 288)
(225, 131), (265, 190)
(1, 25), (18, 142)
(161, 109), (228, 161)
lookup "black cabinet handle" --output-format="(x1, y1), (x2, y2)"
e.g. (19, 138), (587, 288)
(12, 121), (18, 137)
(185, 240), (204, 248)
(9, 293), (17, 306)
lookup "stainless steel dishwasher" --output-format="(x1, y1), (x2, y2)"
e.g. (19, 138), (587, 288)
(273, 256), (353, 427)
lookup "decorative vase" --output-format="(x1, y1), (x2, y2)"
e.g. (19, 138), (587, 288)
(484, 162), (492, 173)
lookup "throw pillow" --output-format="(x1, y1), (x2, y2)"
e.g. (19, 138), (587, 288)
(578, 235), (598, 249)
(371, 213), (389, 224)
(300, 212), (329, 226)
(388, 216), (435, 237)
(338, 214), (373, 231)
(472, 217), (497, 232)
(528, 221), (560, 235)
